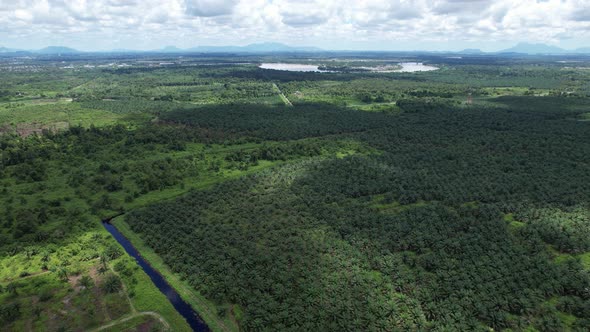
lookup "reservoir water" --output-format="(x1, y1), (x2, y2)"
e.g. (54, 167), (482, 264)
(397, 62), (438, 72)
(103, 221), (209, 332)
(259, 62), (438, 72)
(259, 63), (329, 72)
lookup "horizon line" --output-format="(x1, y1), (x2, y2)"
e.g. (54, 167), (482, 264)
(3, 42), (590, 55)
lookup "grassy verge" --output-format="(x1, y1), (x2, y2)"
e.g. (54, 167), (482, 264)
(112, 254), (192, 332)
(111, 217), (238, 332)
(100, 314), (166, 332)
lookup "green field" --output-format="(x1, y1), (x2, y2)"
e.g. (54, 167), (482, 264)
(1, 53), (590, 331)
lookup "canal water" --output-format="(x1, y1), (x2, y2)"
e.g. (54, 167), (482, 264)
(103, 221), (209, 332)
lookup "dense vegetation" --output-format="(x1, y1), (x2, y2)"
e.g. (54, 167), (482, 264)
(1, 53), (590, 331)
(125, 97), (590, 331)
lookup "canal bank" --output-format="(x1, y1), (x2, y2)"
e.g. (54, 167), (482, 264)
(103, 219), (210, 332)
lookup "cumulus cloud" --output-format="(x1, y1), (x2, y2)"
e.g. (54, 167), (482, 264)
(570, 4), (590, 22)
(0, 0), (588, 51)
(282, 14), (327, 27)
(185, 0), (236, 17)
(432, 0), (494, 15)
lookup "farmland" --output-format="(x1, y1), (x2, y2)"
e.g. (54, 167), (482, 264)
(1, 52), (590, 331)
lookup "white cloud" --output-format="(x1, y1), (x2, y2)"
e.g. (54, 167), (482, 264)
(185, 0), (236, 17)
(432, 0), (494, 15)
(0, 0), (588, 51)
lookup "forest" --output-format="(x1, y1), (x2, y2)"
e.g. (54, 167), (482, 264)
(1, 53), (590, 331)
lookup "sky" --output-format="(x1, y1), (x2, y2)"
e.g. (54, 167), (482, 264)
(1, 0), (590, 52)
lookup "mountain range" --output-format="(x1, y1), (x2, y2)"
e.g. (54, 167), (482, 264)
(158, 42), (322, 53)
(498, 42), (590, 54)
(1, 42), (590, 55)
(35, 46), (81, 54)
(0, 42), (322, 54)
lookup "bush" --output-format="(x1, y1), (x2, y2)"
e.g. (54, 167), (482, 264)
(0, 302), (21, 324)
(39, 288), (53, 302)
(102, 274), (122, 293)
(78, 275), (94, 289)
(104, 244), (123, 260)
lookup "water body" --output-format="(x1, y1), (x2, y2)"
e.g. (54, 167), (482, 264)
(397, 62), (438, 72)
(259, 63), (329, 72)
(103, 221), (209, 332)
(259, 62), (438, 73)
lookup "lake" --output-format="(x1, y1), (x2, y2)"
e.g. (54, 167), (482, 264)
(259, 63), (329, 72)
(259, 62), (438, 73)
(396, 62), (439, 72)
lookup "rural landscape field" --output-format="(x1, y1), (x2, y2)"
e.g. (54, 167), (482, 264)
(1, 51), (590, 331)
(2, 0), (590, 331)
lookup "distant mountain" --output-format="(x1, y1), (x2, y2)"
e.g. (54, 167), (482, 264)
(0, 46), (23, 53)
(0, 43), (322, 55)
(499, 43), (565, 54)
(185, 45), (238, 53)
(158, 46), (185, 53)
(459, 48), (483, 54)
(5, 43), (590, 55)
(242, 42), (321, 52)
(187, 42), (322, 53)
(35, 46), (81, 54)
(108, 48), (141, 53)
